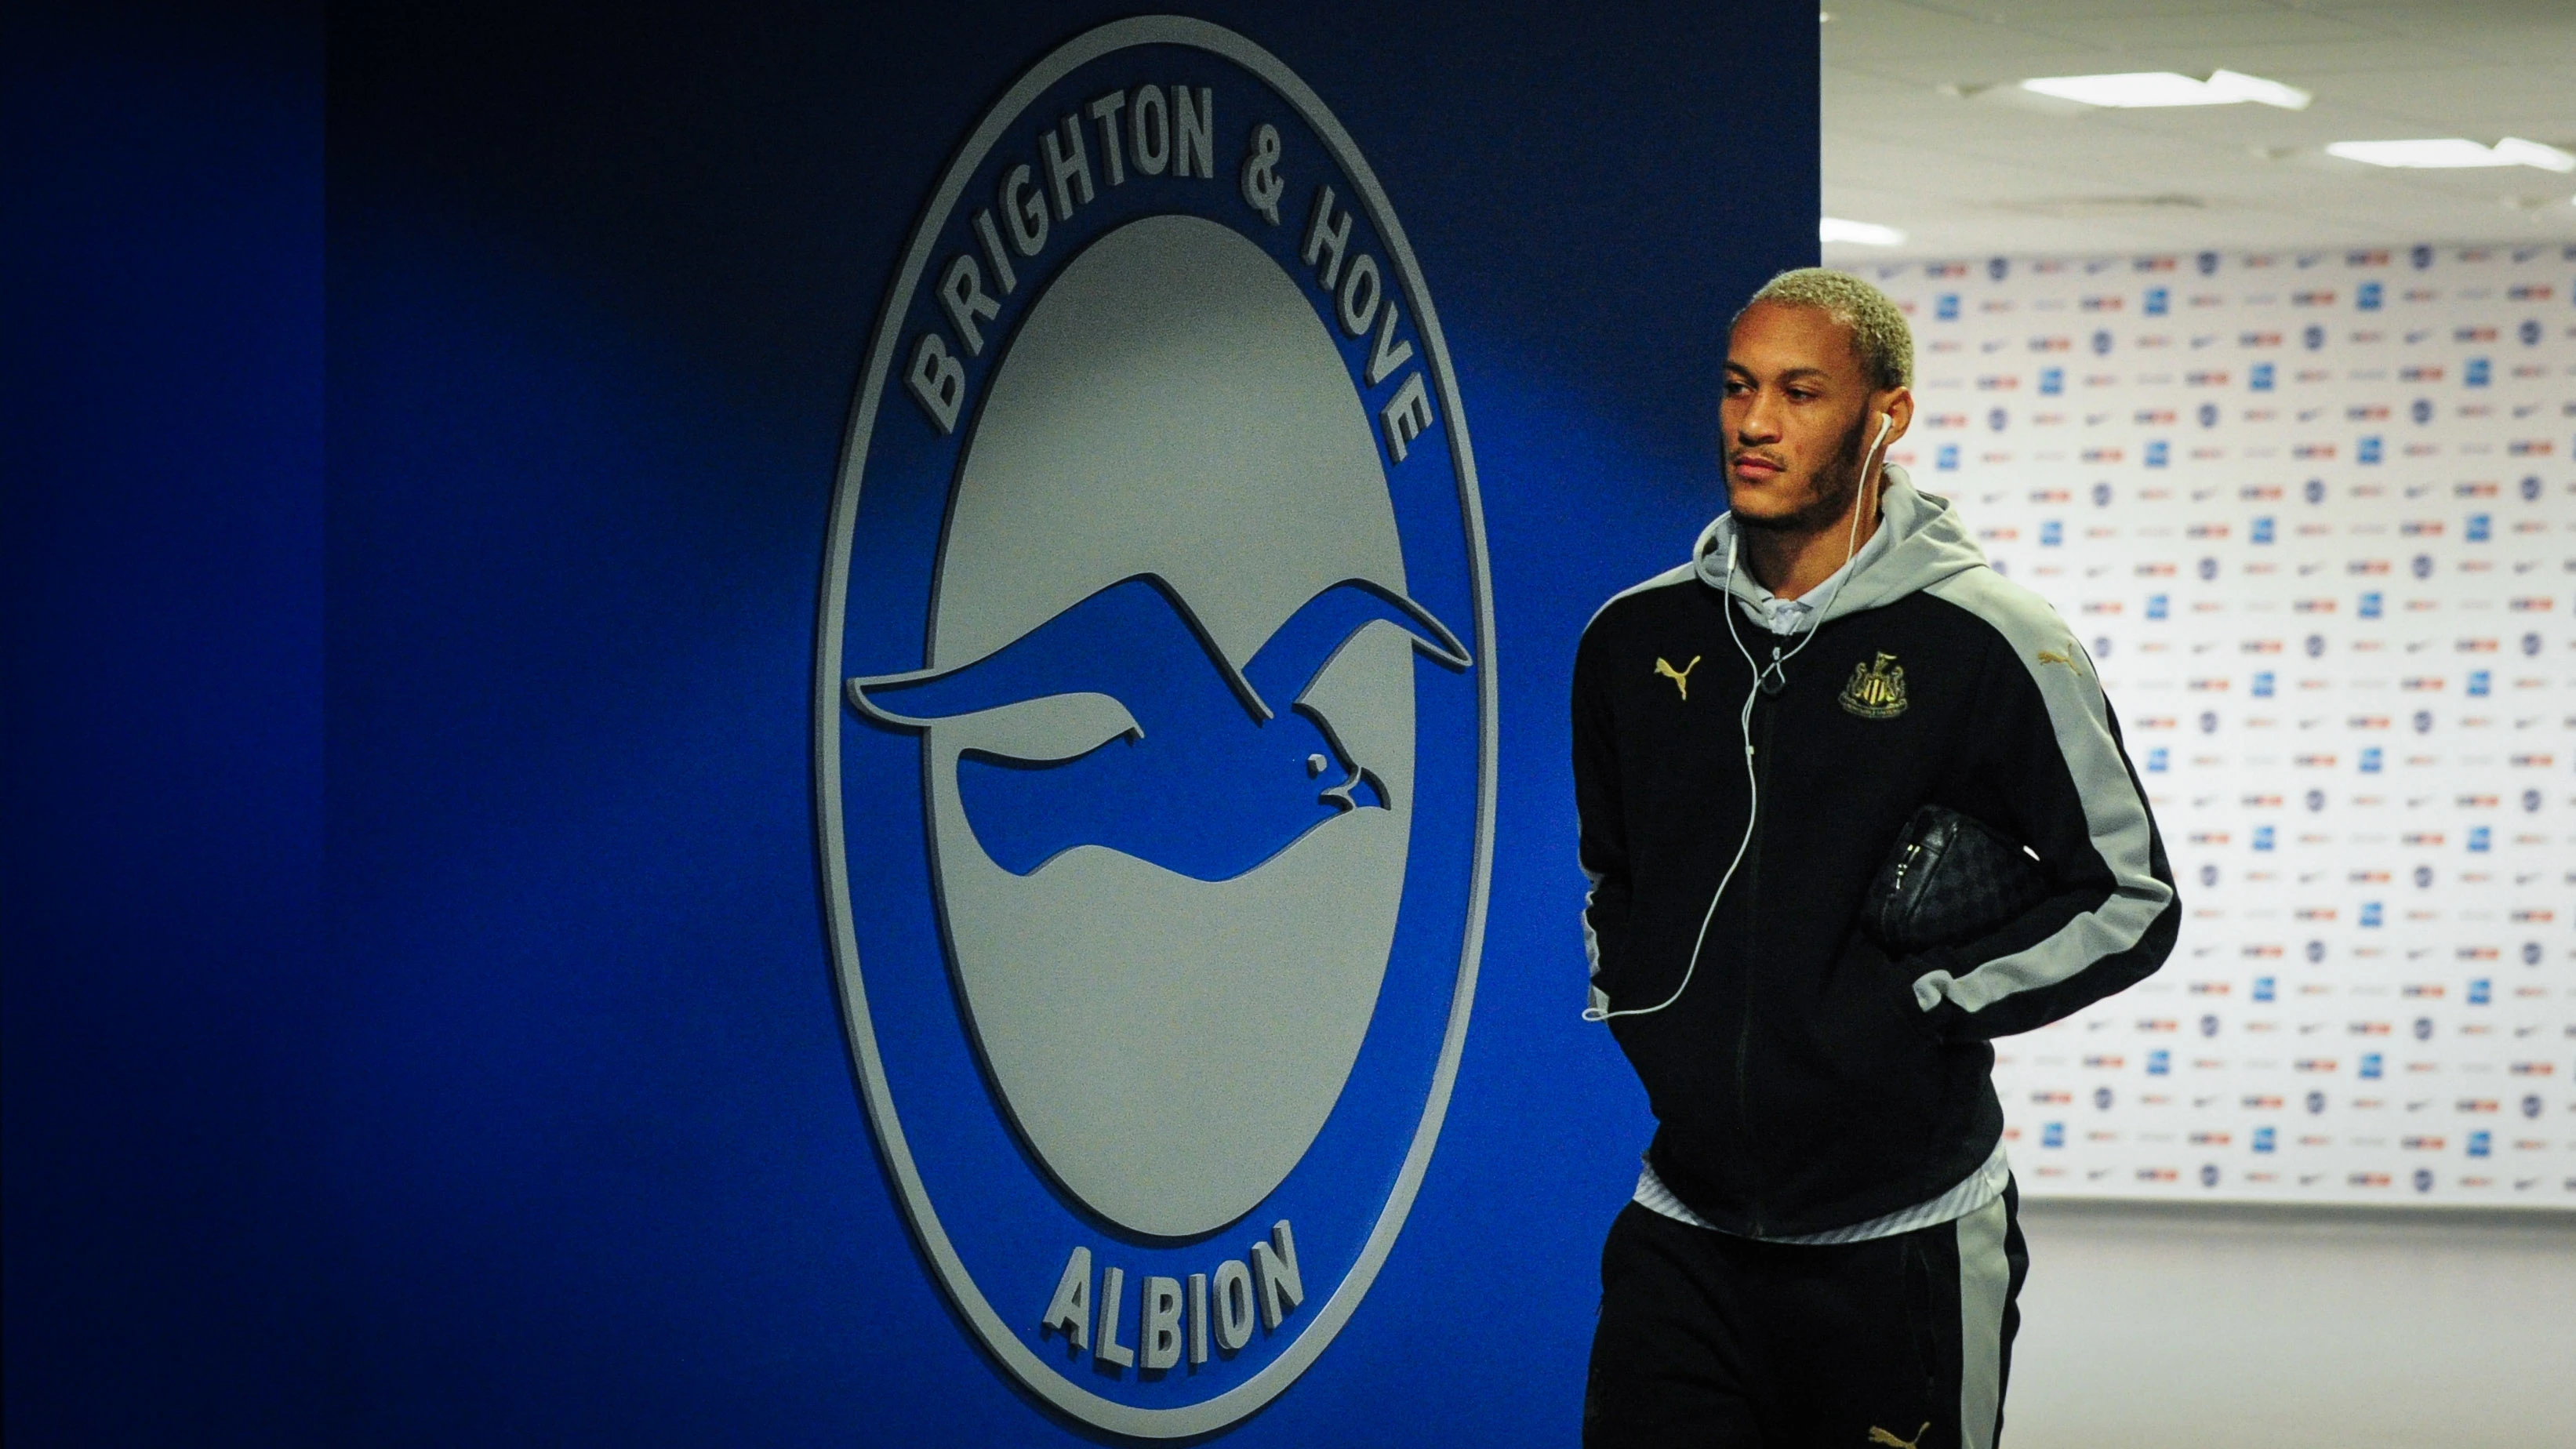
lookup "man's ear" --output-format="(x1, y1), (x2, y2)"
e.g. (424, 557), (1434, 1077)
(1876, 387), (1915, 445)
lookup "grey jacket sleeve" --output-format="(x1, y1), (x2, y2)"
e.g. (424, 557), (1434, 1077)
(1910, 570), (2182, 1040)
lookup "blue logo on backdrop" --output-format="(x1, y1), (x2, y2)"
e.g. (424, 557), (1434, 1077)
(2357, 281), (2382, 310)
(814, 20), (1494, 1436)
(2465, 357), (2490, 387)
(2410, 245), (2432, 270)
(2145, 286), (2169, 316)
(1989, 257), (2009, 281)
(2302, 324), (2324, 350)
(2251, 361), (2274, 391)
(2519, 318), (2541, 346)
(2358, 434), (2382, 463)
(2196, 251), (2218, 275)
(1937, 292), (1960, 320)
(2091, 328), (2113, 355)
(2040, 366), (2064, 394)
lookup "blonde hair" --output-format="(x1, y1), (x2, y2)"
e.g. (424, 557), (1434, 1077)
(1737, 267), (1913, 392)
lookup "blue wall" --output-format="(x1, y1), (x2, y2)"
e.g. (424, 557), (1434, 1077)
(5, 2), (1814, 1441)
(4, 3), (326, 1442)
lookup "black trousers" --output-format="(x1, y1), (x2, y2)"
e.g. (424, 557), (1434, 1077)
(1583, 1183), (2027, 1449)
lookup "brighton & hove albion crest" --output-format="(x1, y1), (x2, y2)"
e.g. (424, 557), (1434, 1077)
(812, 18), (1495, 1440)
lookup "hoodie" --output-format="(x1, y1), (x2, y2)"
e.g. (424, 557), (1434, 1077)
(1573, 467), (2179, 1237)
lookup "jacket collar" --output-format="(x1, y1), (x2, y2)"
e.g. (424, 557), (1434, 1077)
(1691, 464), (1989, 626)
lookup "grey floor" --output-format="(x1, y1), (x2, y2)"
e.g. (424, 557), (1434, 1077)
(2006, 1202), (2576, 1449)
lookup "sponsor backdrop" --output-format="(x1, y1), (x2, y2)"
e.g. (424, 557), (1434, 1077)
(1848, 243), (2575, 1209)
(7, 2), (1816, 1444)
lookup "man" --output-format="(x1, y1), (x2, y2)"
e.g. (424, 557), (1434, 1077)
(1572, 268), (2178, 1448)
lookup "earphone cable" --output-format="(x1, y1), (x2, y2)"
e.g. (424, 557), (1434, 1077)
(1584, 415), (1891, 1025)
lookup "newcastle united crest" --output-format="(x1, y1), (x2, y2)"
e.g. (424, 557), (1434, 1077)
(1839, 651), (1909, 719)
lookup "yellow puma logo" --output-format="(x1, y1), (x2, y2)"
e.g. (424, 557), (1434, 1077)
(1867, 1423), (1929, 1448)
(2035, 645), (2080, 671)
(1654, 656), (1701, 700)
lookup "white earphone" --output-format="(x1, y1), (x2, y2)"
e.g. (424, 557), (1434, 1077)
(1586, 412), (1894, 1025)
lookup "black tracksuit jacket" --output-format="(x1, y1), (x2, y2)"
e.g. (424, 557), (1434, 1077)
(1575, 469), (2180, 1238)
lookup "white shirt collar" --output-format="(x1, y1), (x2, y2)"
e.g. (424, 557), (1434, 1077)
(1736, 513), (1894, 636)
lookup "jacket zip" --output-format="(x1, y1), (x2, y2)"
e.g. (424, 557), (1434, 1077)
(1734, 685), (1775, 1236)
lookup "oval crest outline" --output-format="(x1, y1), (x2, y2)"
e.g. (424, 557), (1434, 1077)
(810, 14), (1498, 1440)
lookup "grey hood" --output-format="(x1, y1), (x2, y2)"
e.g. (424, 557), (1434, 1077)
(1690, 464), (1989, 626)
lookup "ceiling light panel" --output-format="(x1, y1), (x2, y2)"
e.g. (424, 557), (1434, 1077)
(2202, 69), (2311, 109)
(2494, 137), (2576, 172)
(2327, 137), (2576, 171)
(2020, 72), (2225, 107)
(2018, 69), (2310, 109)
(1818, 216), (1906, 246)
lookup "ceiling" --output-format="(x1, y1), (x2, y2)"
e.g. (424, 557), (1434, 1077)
(1820, 0), (2576, 261)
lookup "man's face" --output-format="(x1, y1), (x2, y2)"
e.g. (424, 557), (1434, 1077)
(1720, 302), (1889, 532)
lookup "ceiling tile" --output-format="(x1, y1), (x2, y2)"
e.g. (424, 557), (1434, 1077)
(1822, 0), (2576, 257)
(2010, 10), (2375, 54)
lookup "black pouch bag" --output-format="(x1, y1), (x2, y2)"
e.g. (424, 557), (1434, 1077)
(1862, 804), (2051, 956)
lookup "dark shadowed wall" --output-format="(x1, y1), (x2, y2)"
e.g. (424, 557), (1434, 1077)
(4, 2), (1815, 1441)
